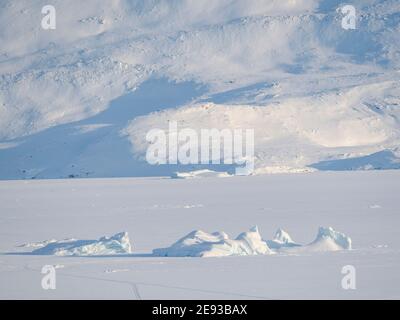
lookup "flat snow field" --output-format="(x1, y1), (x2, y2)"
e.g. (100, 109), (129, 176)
(1, 170), (400, 299)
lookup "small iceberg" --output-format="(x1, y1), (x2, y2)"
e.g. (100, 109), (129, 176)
(266, 228), (301, 249)
(172, 169), (231, 179)
(30, 232), (132, 256)
(153, 226), (272, 257)
(276, 226), (352, 253)
(306, 226), (352, 251)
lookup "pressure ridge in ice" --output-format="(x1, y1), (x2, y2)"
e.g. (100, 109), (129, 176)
(153, 226), (352, 257)
(153, 226), (271, 257)
(30, 232), (132, 256)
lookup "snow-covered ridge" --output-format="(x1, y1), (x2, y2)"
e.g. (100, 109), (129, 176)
(0, 0), (319, 140)
(124, 81), (400, 173)
(0, 0), (399, 179)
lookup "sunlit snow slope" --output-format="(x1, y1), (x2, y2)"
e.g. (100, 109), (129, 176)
(1, 0), (400, 179)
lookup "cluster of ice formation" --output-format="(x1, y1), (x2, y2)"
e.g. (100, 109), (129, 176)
(153, 226), (271, 257)
(24, 227), (352, 257)
(153, 226), (352, 257)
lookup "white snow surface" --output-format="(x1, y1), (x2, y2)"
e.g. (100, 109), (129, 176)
(1, 171), (400, 299)
(1, 0), (400, 179)
(29, 232), (132, 256)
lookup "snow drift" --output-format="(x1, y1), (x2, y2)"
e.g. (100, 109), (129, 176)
(153, 226), (271, 257)
(30, 232), (132, 256)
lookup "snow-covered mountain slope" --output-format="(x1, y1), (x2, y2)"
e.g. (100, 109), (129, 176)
(124, 81), (400, 173)
(1, 0), (400, 179)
